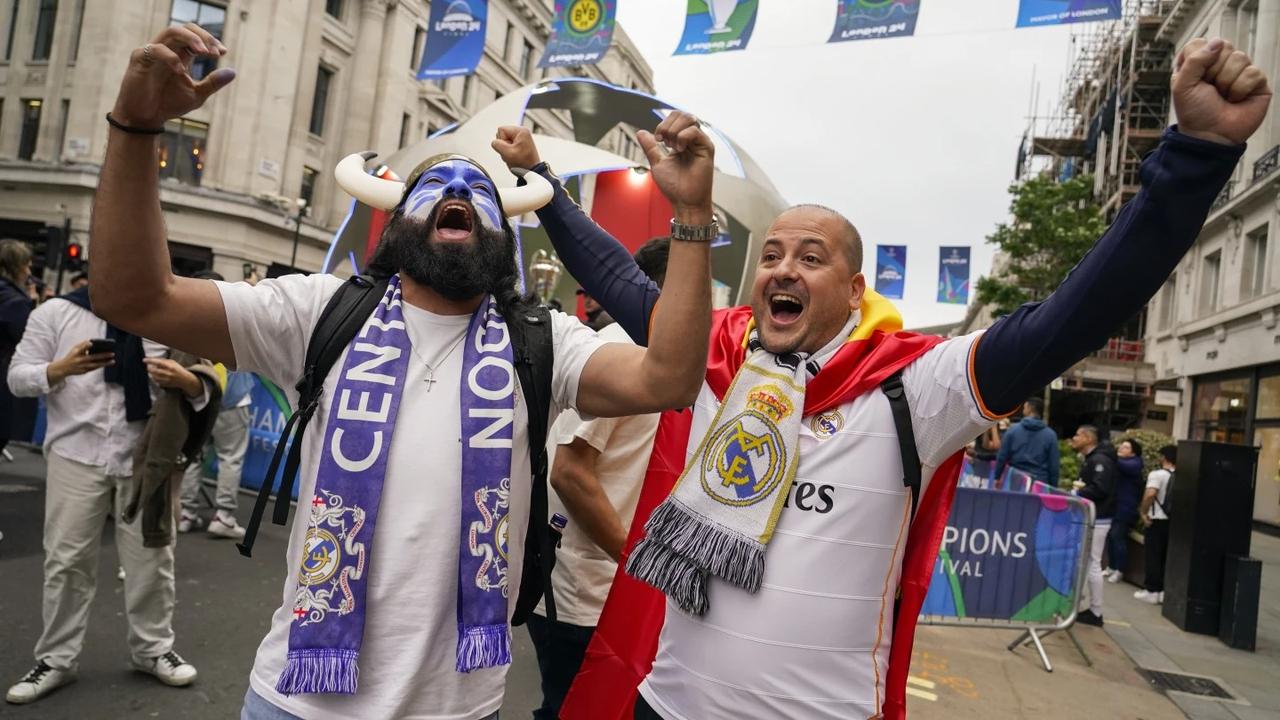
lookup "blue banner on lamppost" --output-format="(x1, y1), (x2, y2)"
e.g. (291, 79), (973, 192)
(540, 0), (617, 68)
(674, 0), (759, 55)
(875, 244), (907, 299)
(417, 0), (489, 80)
(1016, 0), (1120, 28)
(830, 0), (922, 43)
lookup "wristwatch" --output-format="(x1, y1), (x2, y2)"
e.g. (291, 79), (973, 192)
(670, 217), (720, 243)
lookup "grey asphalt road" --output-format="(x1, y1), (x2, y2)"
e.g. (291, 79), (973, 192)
(0, 446), (541, 720)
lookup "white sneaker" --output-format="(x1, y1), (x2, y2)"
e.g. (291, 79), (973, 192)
(1106, 569), (1123, 584)
(1133, 589), (1161, 604)
(131, 650), (197, 687)
(177, 512), (204, 534)
(5, 662), (76, 704)
(207, 516), (246, 540)
(116, 565), (126, 582)
(1157, 591), (1165, 603)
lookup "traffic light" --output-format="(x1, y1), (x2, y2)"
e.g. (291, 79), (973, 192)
(64, 242), (83, 271)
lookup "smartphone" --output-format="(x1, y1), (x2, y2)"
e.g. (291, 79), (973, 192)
(87, 338), (117, 355)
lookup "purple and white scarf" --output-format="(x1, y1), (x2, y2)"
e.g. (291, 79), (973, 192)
(276, 275), (516, 696)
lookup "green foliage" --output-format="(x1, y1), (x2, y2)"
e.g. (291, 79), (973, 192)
(976, 174), (1107, 317)
(1117, 429), (1176, 477)
(1058, 439), (1080, 488)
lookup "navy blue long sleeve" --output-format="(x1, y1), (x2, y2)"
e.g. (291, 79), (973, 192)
(973, 128), (1242, 414)
(532, 167), (660, 344)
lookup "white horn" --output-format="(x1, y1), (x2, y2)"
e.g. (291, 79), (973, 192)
(334, 152), (404, 211)
(499, 169), (554, 216)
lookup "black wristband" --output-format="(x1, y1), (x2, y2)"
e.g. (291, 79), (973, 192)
(105, 112), (164, 135)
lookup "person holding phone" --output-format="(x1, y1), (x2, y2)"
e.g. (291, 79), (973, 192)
(4, 283), (212, 706)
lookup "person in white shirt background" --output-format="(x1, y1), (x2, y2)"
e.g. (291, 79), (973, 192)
(1136, 445), (1177, 605)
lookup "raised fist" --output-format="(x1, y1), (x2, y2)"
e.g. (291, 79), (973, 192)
(111, 23), (233, 130)
(638, 111), (715, 224)
(492, 126), (542, 172)
(1173, 37), (1272, 146)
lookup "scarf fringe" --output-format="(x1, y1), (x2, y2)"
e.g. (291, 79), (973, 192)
(640, 498), (766, 593)
(626, 537), (710, 616)
(275, 649), (359, 696)
(456, 623), (512, 673)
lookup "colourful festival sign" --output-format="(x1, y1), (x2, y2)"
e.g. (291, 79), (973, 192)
(921, 487), (1090, 623)
(830, 0), (922, 43)
(417, 0), (489, 80)
(674, 0), (759, 56)
(936, 246), (970, 304)
(874, 244), (907, 299)
(240, 376), (296, 499)
(1016, 0), (1120, 28)
(540, 0), (617, 68)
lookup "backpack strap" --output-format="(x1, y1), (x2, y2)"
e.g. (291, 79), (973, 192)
(507, 303), (557, 625)
(880, 371), (921, 521)
(237, 275), (388, 557)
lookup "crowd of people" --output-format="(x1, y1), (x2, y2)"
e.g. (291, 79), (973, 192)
(0, 18), (1270, 720)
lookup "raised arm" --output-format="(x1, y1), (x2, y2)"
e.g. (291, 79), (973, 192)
(90, 24), (237, 364)
(569, 112), (714, 418)
(492, 128), (660, 344)
(972, 38), (1271, 415)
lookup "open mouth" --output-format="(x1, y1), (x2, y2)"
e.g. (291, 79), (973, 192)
(768, 292), (804, 325)
(434, 201), (474, 242)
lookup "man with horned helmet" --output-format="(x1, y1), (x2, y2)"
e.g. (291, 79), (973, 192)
(76, 23), (716, 720)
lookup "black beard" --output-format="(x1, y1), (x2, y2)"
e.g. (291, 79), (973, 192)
(368, 205), (517, 302)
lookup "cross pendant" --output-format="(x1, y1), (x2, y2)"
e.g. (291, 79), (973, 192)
(424, 374), (437, 391)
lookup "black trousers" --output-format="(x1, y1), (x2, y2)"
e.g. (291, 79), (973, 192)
(526, 613), (596, 720)
(1144, 519), (1170, 592)
(634, 695), (665, 720)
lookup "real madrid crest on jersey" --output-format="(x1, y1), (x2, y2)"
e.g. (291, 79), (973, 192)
(810, 410), (844, 439)
(700, 383), (794, 507)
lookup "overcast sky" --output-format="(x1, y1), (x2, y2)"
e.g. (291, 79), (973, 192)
(614, 0), (1084, 327)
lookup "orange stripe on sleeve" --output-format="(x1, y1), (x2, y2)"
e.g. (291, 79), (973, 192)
(967, 332), (1018, 422)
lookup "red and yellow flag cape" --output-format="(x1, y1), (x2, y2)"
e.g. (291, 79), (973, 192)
(561, 291), (966, 720)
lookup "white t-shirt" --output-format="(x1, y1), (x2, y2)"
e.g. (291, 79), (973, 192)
(535, 323), (660, 627)
(638, 332), (996, 720)
(1146, 468), (1172, 520)
(216, 274), (606, 720)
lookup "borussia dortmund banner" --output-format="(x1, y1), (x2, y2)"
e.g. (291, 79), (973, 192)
(540, 0), (617, 68)
(874, 244), (907, 299)
(674, 0), (759, 56)
(936, 246), (970, 304)
(417, 0), (489, 79)
(1016, 0), (1120, 28)
(830, 0), (922, 43)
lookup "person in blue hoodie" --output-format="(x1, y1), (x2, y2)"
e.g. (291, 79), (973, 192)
(1106, 438), (1145, 583)
(995, 397), (1060, 486)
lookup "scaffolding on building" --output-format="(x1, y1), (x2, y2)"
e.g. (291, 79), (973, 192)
(1019, 1), (1197, 219)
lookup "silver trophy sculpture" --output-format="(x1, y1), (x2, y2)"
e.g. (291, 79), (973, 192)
(706, 0), (739, 34)
(528, 249), (565, 305)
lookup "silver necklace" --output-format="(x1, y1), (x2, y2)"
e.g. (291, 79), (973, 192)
(410, 331), (467, 392)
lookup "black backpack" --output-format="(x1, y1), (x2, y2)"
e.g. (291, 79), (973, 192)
(235, 275), (561, 624)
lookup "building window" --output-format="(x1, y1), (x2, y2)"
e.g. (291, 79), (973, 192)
(1191, 375), (1251, 443)
(399, 113), (411, 148)
(502, 22), (516, 64)
(518, 40), (534, 78)
(4, 0), (19, 61)
(56, 98), (68, 157)
(18, 99), (41, 160)
(1157, 273), (1176, 331)
(1199, 250), (1221, 312)
(310, 65), (333, 137)
(300, 166), (319, 208)
(411, 25), (425, 71)
(169, 0), (226, 80)
(69, 0), (82, 61)
(461, 74), (473, 108)
(325, 0), (342, 19)
(157, 117), (208, 185)
(1241, 224), (1268, 301)
(32, 0), (56, 61)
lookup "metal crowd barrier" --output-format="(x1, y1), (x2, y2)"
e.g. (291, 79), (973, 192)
(918, 482), (1096, 672)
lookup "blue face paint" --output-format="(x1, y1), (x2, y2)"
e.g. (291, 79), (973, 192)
(401, 159), (503, 232)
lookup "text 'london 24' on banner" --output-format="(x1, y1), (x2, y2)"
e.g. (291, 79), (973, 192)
(874, 245), (907, 299)
(1016, 0), (1120, 28)
(830, 0), (922, 43)
(937, 246), (970, 305)
(674, 0), (759, 56)
(417, 0), (488, 80)
(540, 0), (617, 68)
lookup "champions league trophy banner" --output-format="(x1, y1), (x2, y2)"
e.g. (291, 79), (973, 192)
(540, 0), (617, 68)
(417, 0), (489, 79)
(921, 487), (1090, 623)
(674, 0), (759, 56)
(829, 0), (922, 43)
(874, 244), (906, 299)
(1016, 0), (1120, 28)
(936, 245), (970, 305)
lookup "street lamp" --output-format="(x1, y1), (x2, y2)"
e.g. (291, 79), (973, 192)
(288, 198), (309, 272)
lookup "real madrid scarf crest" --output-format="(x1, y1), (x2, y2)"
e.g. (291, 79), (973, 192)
(626, 315), (858, 615)
(276, 275), (515, 696)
